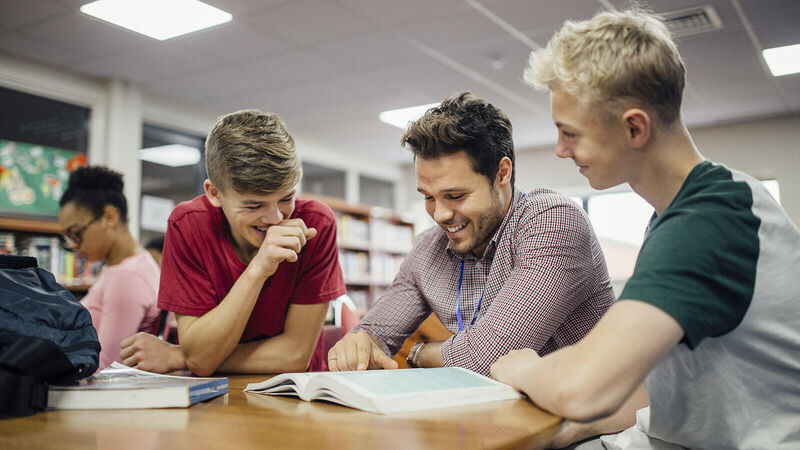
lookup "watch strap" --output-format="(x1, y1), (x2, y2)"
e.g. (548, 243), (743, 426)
(406, 342), (425, 368)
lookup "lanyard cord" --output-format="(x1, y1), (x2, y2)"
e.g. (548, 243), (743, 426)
(455, 260), (487, 332)
(454, 190), (523, 332)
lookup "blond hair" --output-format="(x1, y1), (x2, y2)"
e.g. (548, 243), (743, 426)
(205, 109), (301, 194)
(525, 9), (685, 126)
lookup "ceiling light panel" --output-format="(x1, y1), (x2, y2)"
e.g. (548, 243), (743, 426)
(379, 103), (439, 129)
(140, 144), (201, 167)
(80, 0), (232, 41)
(762, 43), (800, 77)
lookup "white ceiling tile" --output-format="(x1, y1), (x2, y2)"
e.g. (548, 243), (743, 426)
(203, 0), (292, 16)
(44, 0), (95, 7)
(236, 50), (343, 86)
(0, 31), (84, 65)
(139, 78), (209, 106)
(308, 30), (426, 71)
(336, 0), (470, 26)
(21, 11), (152, 63)
(396, 9), (511, 55)
(484, 0), (605, 41)
(0, 0), (69, 34)
(736, 0), (800, 48)
(244, 0), (377, 46)
(177, 22), (293, 66)
(73, 40), (219, 83)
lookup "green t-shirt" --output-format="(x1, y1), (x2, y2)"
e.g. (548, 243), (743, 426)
(621, 161), (760, 348)
(618, 161), (800, 448)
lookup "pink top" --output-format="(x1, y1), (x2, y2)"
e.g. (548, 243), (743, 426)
(82, 251), (161, 370)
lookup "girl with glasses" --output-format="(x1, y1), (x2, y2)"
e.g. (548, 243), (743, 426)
(58, 166), (161, 371)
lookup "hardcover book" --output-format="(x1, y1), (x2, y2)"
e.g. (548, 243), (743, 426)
(48, 362), (228, 410)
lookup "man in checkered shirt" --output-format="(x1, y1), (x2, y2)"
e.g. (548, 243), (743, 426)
(328, 92), (615, 379)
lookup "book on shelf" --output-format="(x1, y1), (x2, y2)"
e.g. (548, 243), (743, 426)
(243, 367), (521, 414)
(0, 231), (100, 285)
(47, 362), (228, 410)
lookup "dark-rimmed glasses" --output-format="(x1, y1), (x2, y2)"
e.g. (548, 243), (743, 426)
(61, 216), (101, 248)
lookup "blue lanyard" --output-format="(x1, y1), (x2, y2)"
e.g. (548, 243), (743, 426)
(454, 190), (522, 331)
(455, 260), (486, 332)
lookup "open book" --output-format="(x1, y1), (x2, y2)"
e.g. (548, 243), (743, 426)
(47, 362), (228, 410)
(244, 367), (521, 414)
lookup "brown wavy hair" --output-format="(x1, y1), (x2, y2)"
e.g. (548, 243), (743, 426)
(205, 109), (301, 194)
(402, 92), (515, 185)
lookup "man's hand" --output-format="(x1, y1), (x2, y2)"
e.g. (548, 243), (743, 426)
(250, 218), (317, 279)
(120, 332), (186, 374)
(490, 348), (541, 391)
(328, 330), (399, 371)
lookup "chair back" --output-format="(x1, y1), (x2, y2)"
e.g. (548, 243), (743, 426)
(332, 295), (359, 332)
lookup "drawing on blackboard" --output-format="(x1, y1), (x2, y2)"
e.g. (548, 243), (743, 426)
(0, 139), (86, 217)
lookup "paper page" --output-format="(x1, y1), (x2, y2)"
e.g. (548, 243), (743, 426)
(244, 372), (313, 396)
(331, 367), (495, 396)
(319, 368), (521, 414)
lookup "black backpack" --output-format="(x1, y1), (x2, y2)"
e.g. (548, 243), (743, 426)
(0, 255), (100, 417)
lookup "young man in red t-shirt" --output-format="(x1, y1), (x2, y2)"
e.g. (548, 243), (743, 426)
(120, 110), (345, 375)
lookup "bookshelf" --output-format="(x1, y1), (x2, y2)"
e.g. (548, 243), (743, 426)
(299, 193), (414, 313)
(0, 216), (99, 293)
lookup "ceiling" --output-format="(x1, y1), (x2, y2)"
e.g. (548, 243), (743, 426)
(1, 0), (799, 165)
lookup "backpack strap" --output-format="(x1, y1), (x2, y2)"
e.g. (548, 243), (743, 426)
(0, 335), (76, 417)
(0, 255), (37, 269)
(0, 368), (47, 416)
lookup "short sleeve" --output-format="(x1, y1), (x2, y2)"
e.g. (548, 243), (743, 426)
(290, 211), (346, 305)
(621, 203), (760, 349)
(157, 218), (218, 316)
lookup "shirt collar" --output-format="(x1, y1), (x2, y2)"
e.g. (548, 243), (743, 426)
(446, 187), (523, 262)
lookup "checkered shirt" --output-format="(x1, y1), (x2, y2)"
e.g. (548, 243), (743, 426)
(353, 188), (615, 376)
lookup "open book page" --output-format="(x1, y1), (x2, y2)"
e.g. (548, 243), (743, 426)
(245, 367), (521, 414)
(244, 372), (313, 398)
(244, 373), (366, 410)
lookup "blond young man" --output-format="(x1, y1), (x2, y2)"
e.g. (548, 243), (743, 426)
(491, 9), (800, 449)
(120, 110), (345, 376)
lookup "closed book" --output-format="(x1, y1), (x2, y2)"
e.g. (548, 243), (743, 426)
(48, 362), (228, 410)
(244, 367), (521, 414)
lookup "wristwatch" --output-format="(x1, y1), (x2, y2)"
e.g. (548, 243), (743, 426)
(406, 342), (425, 368)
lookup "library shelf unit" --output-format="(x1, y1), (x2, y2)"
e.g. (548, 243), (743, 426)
(0, 216), (96, 294)
(299, 193), (414, 313)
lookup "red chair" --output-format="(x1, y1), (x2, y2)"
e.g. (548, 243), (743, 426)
(333, 295), (360, 333)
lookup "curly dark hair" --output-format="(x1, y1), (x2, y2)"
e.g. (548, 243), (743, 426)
(59, 166), (128, 223)
(401, 92), (515, 185)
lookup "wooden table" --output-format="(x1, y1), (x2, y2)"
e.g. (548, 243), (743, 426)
(0, 375), (563, 449)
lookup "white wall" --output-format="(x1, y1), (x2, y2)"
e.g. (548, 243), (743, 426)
(691, 116), (800, 224)
(512, 115), (800, 225)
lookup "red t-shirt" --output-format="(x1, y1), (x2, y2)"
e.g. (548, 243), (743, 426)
(158, 195), (346, 371)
